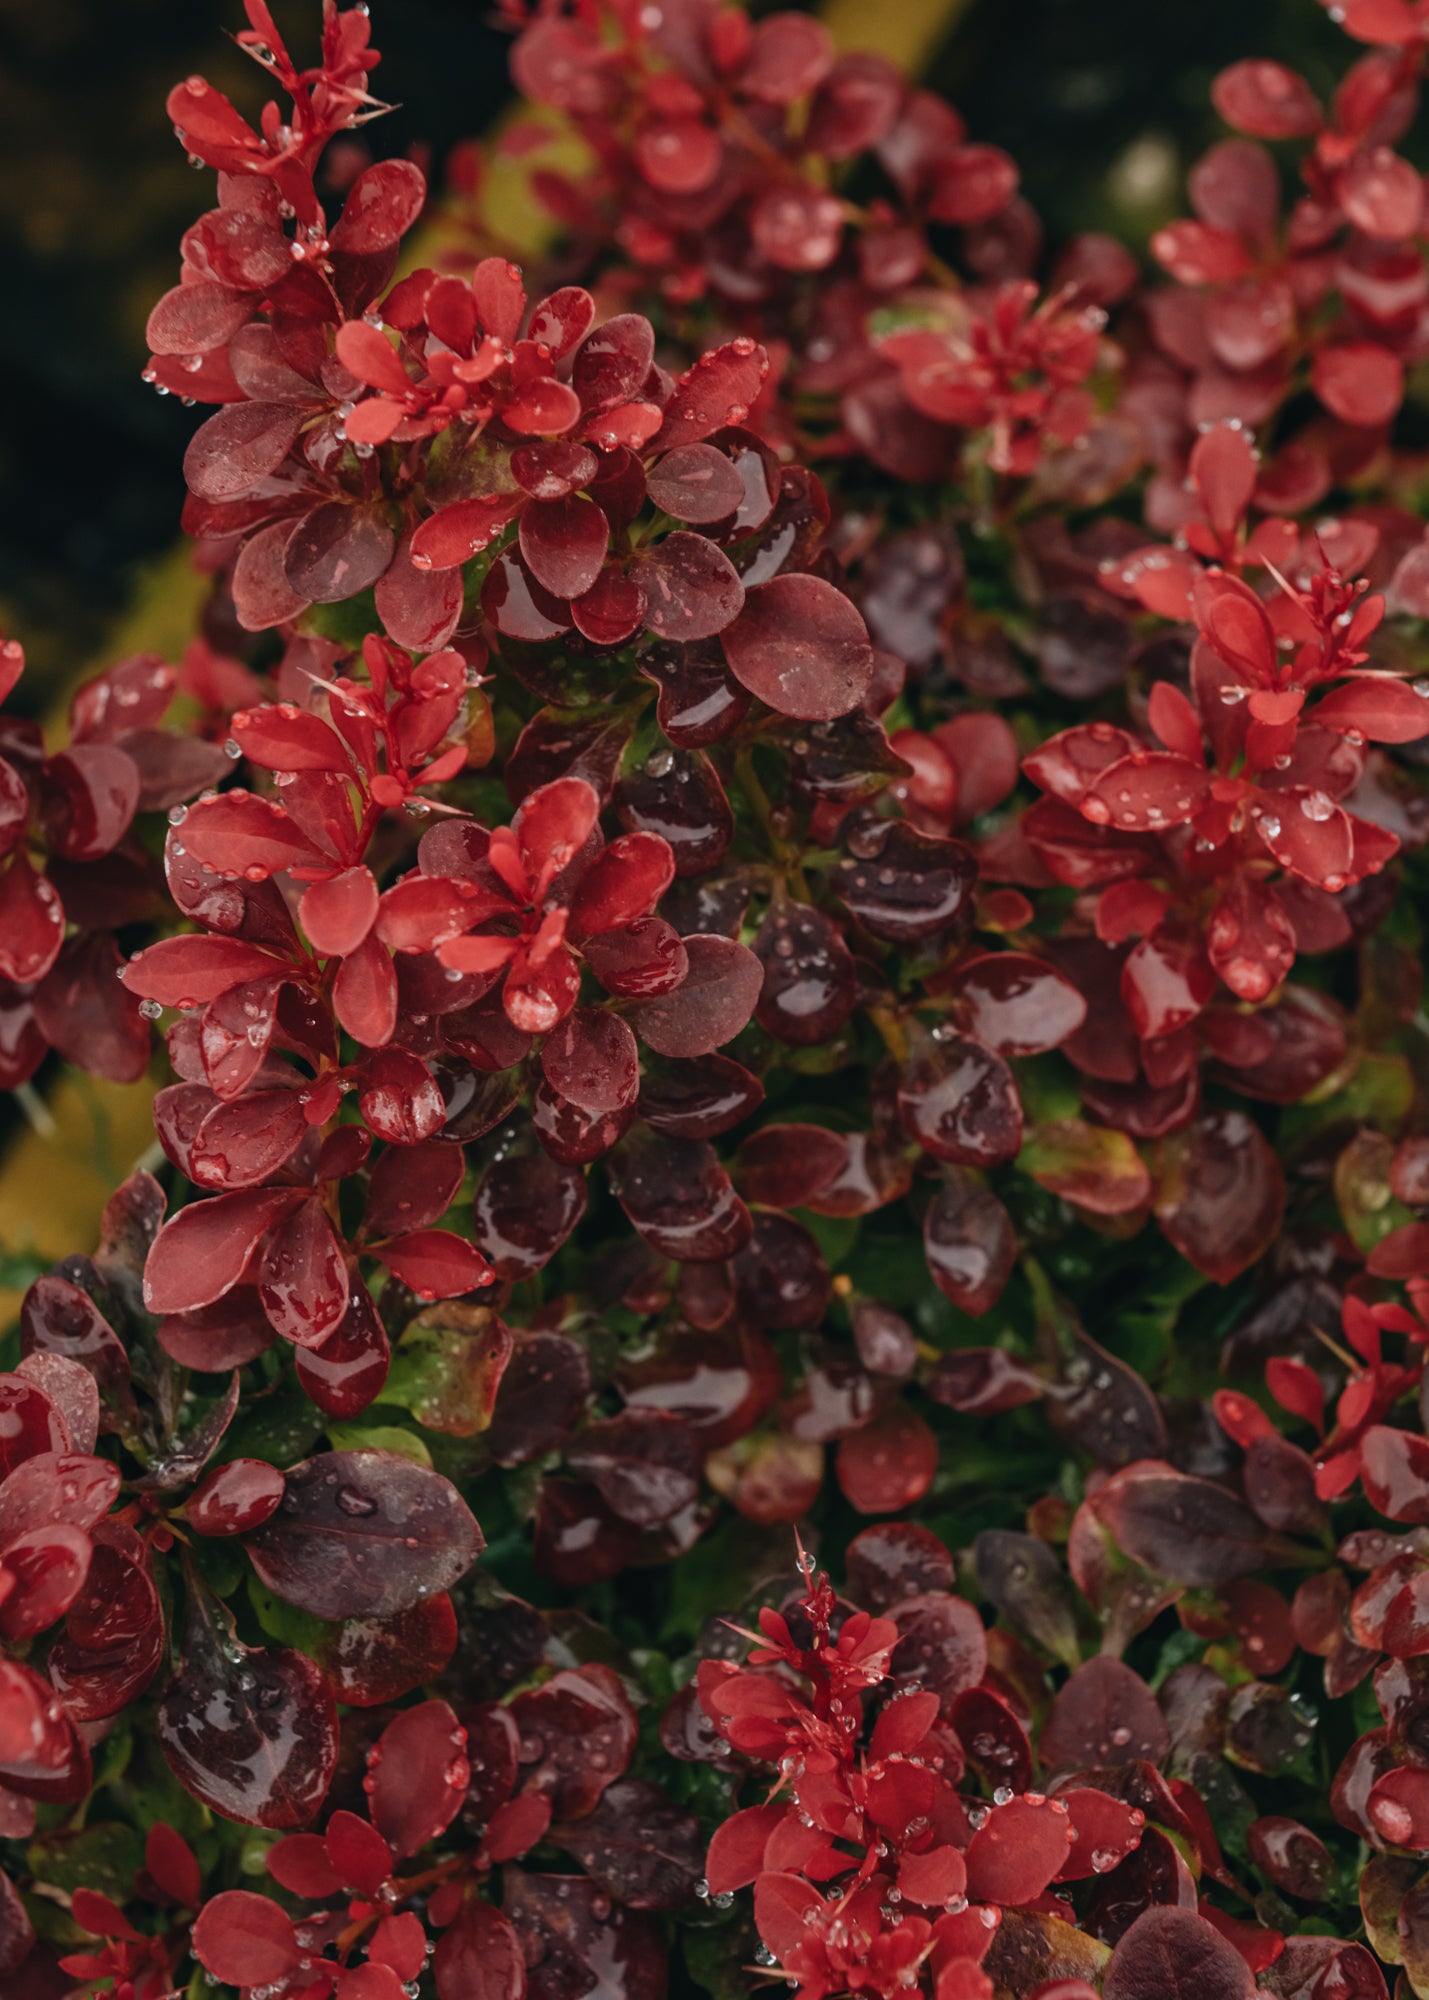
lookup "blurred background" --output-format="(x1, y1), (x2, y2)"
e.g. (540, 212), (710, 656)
(0, 0), (1348, 710)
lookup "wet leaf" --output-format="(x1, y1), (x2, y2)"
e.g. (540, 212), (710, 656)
(244, 1450), (484, 1619)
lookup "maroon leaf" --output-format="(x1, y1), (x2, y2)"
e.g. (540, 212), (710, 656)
(753, 898), (857, 1046)
(900, 1035), (1022, 1168)
(923, 1171), (1017, 1315)
(158, 1576), (337, 1829)
(472, 1144), (585, 1280)
(1102, 1908), (1253, 2000)
(550, 1777), (704, 1908)
(433, 1898), (526, 2000)
(565, 1410), (700, 1526)
(508, 1663), (638, 1818)
(633, 532), (745, 641)
(183, 403), (303, 502)
(629, 934), (762, 1056)
(1155, 1111), (1285, 1284)
(542, 1007), (639, 1115)
(646, 445), (746, 523)
(607, 1126), (753, 1262)
(519, 496), (610, 602)
(314, 1593), (458, 1708)
(721, 574), (874, 720)
(1041, 1657), (1171, 1770)
(244, 1450), (484, 1619)
(1096, 1467), (1274, 1587)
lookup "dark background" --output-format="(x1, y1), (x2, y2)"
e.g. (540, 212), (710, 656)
(0, 0), (1345, 707)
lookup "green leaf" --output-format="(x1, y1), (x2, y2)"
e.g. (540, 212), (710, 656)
(222, 1386), (325, 1468)
(328, 1420), (433, 1466)
(383, 1305), (511, 1435)
(247, 1576), (325, 1654)
(30, 1822), (143, 1902)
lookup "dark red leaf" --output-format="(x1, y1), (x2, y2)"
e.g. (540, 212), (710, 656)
(158, 1582), (337, 1829)
(1041, 1657), (1171, 1770)
(1102, 1908), (1253, 2000)
(721, 574), (874, 720)
(244, 1450), (484, 1619)
(629, 934), (762, 1057)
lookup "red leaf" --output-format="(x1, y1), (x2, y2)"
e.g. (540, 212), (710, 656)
(370, 1229), (493, 1300)
(569, 832), (674, 935)
(186, 1458), (285, 1537)
(258, 1198), (350, 1349)
(432, 1898), (525, 2000)
(145, 1823), (202, 1908)
(368, 1911), (427, 1980)
(180, 788), (328, 878)
(192, 1892), (300, 1987)
(1055, 1787), (1147, 1881)
(375, 534), (464, 652)
(143, 1189), (298, 1315)
(704, 1803), (785, 1894)
(334, 930), (398, 1047)
(835, 1403), (937, 1513)
(412, 495), (525, 571)
(1086, 752), (1208, 832)
(121, 935), (285, 1007)
(266, 1834), (344, 1899)
(1211, 60), (1320, 137)
(368, 1699), (469, 1857)
(0, 860), (65, 985)
(1312, 341), (1403, 427)
(301, 866), (378, 957)
(335, 319), (412, 395)
(1312, 675), (1429, 743)
(330, 160), (427, 255)
(232, 704), (349, 772)
(1150, 220), (1251, 284)
(753, 1873), (824, 1963)
(325, 1809), (394, 1896)
(656, 339), (769, 451)
(964, 1797), (1075, 1904)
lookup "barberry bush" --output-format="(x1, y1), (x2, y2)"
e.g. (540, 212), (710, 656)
(12, 0), (1429, 1995)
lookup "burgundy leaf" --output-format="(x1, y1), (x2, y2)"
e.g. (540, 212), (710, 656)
(244, 1450), (484, 1619)
(158, 1578), (337, 1829)
(721, 574), (874, 720)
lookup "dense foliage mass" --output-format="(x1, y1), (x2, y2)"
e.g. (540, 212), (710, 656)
(13, 0), (1429, 1993)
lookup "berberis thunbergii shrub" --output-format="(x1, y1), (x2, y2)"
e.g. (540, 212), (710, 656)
(7, 1), (1429, 1995)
